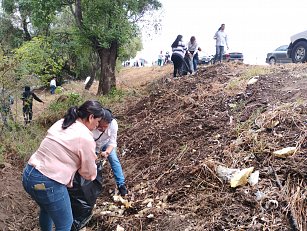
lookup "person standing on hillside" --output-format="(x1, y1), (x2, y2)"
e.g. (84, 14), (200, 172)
(164, 51), (170, 65)
(21, 86), (44, 124)
(93, 109), (128, 196)
(22, 100), (106, 231)
(213, 24), (229, 64)
(50, 77), (57, 94)
(171, 35), (191, 78)
(157, 51), (164, 66)
(187, 36), (200, 73)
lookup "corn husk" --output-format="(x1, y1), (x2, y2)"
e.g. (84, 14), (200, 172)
(230, 167), (254, 188)
(273, 147), (296, 158)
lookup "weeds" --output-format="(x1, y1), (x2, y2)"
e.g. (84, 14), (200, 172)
(37, 92), (83, 127)
(0, 123), (46, 162)
(233, 107), (264, 136)
(99, 88), (128, 107)
(226, 66), (271, 93)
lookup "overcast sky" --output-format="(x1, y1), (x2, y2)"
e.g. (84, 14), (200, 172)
(139, 0), (307, 65)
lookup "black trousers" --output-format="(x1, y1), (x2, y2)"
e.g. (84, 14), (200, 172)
(171, 53), (191, 77)
(23, 105), (33, 123)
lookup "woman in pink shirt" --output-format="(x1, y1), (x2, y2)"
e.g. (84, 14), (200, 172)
(22, 100), (105, 231)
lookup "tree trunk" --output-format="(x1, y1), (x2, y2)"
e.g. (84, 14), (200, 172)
(22, 18), (31, 41)
(97, 41), (118, 95)
(84, 52), (100, 90)
(72, 1), (118, 95)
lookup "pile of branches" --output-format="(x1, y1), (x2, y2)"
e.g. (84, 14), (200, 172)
(94, 63), (306, 230)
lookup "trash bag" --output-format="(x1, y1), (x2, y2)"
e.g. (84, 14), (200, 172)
(68, 161), (103, 231)
(182, 55), (191, 76)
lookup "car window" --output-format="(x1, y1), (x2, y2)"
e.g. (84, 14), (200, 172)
(276, 45), (288, 51)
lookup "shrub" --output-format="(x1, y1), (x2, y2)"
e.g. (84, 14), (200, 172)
(37, 92), (83, 127)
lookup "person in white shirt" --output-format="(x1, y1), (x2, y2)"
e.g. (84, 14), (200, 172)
(213, 24), (229, 64)
(157, 51), (164, 66)
(187, 36), (200, 73)
(93, 109), (127, 196)
(50, 77), (57, 94)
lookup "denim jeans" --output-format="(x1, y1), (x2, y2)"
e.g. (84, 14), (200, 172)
(22, 164), (73, 231)
(101, 145), (125, 187)
(214, 45), (225, 63)
(188, 57), (194, 73)
(50, 85), (56, 94)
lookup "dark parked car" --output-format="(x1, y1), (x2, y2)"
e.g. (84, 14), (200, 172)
(223, 52), (244, 62)
(266, 45), (292, 65)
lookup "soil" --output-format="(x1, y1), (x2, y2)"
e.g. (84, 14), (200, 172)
(0, 63), (306, 231)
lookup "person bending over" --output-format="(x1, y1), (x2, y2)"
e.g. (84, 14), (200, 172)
(93, 109), (128, 196)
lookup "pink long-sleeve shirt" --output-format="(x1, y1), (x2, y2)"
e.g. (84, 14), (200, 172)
(28, 119), (97, 187)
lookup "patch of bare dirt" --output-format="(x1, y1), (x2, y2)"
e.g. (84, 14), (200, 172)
(1, 62), (306, 230)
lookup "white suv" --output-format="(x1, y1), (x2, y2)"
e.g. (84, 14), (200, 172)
(287, 30), (307, 63)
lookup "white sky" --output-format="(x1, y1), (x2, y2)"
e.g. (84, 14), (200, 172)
(139, 0), (307, 65)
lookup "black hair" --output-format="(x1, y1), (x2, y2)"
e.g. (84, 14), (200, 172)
(218, 24), (225, 31)
(102, 108), (113, 124)
(62, 100), (105, 129)
(23, 86), (31, 99)
(171, 35), (183, 48)
(190, 36), (196, 43)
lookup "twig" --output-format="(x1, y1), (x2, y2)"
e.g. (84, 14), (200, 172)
(154, 144), (188, 185)
(272, 166), (299, 231)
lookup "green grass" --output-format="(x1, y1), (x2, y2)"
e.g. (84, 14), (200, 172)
(98, 88), (128, 107)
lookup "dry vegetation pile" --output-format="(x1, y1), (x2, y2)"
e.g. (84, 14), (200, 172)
(95, 63), (306, 230)
(0, 63), (306, 231)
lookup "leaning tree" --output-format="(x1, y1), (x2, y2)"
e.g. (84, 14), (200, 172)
(26, 0), (161, 95)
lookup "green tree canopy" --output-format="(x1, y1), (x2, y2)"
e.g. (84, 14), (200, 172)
(25, 0), (162, 94)
(14, 36), (65, 85)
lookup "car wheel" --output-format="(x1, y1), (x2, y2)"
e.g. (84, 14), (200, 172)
(291, 41), (307, 63)
(269, 57), (276, 65)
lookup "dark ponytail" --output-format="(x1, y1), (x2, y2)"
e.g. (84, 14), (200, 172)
(62, 106), (79, 129)
(62, 100), (105, 129)
(171, 35), (183, 48)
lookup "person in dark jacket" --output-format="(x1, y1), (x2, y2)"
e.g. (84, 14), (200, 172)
(21, 86), (44, 124)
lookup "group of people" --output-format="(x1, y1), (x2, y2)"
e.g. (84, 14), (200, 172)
(170, 35), (200, 77)
(19, 24), (230, 230)
(157, 51), (171, 66)
(170, 23), (229, 78)
(22, 99), (127, 230)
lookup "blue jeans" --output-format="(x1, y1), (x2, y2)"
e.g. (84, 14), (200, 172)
(214, 45), (224, 63)
(22, 164), (73, 231)
(50, 85), (56, 94)
(102, 145), (125, 187)
(188, 57), (194, 73)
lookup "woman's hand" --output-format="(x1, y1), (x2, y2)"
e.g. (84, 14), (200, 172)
(99, 151), (109, 159)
